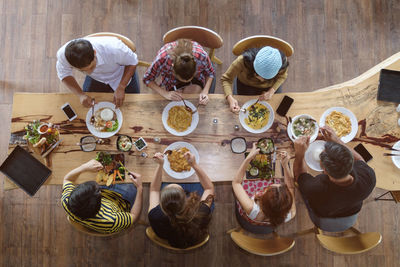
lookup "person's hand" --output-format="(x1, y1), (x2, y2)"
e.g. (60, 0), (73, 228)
(163, 91), (182, 101)
(227, 95), (240, 113)
(247, 142), (260, 160)
(113, 86), (125, 108)
(294, 136), (310, 157)
(153, 152), (164, 165)
(277, 151), (290, 166)
(259, 89), (274, 101)
(184, 151), (196, 166)
(129, 171), (142, 189)
(320, 126), (340, 143)
(82, 159), (103, 172)
(80, 94), (94, 108)
(199, 93), (209, 105)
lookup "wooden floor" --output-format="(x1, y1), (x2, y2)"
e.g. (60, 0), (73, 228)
(1, 0), (400, 266)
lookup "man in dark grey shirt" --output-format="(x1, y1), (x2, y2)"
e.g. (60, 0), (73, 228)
(293, 126), (376, 218)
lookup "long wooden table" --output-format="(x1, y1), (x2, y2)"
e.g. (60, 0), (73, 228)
(5, 52), (400, 191)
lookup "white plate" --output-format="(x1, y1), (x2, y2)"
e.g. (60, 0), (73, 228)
(305, 140), (326, 172)
(163, 142), (200, 179)
(288, 114), (319, 143)
(391, 141), (400, 169)
(162, 101), (199, 136)
(319, 107), (358, 143)
(239, 99), (275, 134)
(86, 102), (123, 138)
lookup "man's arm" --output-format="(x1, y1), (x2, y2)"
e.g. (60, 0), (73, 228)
(63, 159), (103, 184)
(293, 136), (310, 182)
(114, 65), (137, 107)
(62, 76), (93, 107)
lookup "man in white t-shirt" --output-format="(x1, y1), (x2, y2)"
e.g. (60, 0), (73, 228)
(56, 37), (139, 107)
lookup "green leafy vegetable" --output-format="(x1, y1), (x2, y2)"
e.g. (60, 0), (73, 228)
(106, 119), (119, 132)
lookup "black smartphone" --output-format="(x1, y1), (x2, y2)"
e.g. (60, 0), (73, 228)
(61, 103), (77, 121)
(354, 143), (373, 162)
(276, 95), (294, 117)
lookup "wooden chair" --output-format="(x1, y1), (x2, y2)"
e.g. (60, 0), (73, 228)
(232, 35), (294, 57)
(316, 227), (382, 254)
(85, 32), (150, 67)
(145, 227), (209, 251)
(374, 190), (400, 202)
(228, 228), (295, 256)
(67, 215), (120, 237)
(163, 26), (223, 65)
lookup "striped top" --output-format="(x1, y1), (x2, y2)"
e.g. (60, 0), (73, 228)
(61, 182), (133, 233)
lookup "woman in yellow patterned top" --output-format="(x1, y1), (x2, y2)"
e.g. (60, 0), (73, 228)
(61, 159), (143, 233)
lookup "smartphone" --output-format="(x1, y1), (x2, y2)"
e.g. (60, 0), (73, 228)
(61, 103), (77, 121)
(354, 143), (373, 162)
(276, 95), (294, 117)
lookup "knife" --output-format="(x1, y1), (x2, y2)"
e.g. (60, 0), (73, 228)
(41, 138), (63, 158)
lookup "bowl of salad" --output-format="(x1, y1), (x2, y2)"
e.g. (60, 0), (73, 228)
(116, 135), (133, 152)
(289, 114), (319, 142)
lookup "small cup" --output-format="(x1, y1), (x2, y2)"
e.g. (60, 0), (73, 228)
(80, 136), (96, 152)
(134, 137), (147, 151)
(230, 137), (247, 154)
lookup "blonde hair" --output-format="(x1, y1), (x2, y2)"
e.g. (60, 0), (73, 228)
(170, 39), (196, 81)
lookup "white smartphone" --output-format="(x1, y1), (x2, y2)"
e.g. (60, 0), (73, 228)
(61, 103), (77, 121)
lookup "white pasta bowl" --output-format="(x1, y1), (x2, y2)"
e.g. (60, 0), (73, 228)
(288, 114), (319, 142)
(319, 107), (358, 143)
(162, 101), (199, 136)
(239, 99), (275, 134)
(85, 101), (123, 138)
(163, 141), (200, 179)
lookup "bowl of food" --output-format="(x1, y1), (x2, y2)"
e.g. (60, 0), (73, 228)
(86, 102), (123, 138)
(134, 137), (147, 151)
(116, 135), (133, 152)
(163, 141), (200, 179)
(162, 101), (199, 136)
(319, 107), (358, 143)
(239, 99), (274, 134)
(257, 138), (274, 154)
(289, 114), (319, 142)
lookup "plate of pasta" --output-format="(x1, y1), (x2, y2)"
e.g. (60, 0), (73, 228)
(239, 99), (275, 134)
(86, 102), (123, 138)
(163, 142), (200, 179)
(319, 107), (358, 143)
(162, 101), (199, 136)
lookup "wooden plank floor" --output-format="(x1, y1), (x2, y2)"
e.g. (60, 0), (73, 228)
(1, 0), (400, 266)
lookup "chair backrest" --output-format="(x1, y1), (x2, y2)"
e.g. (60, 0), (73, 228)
(145, 227), (209, 251)
(163, 26), (223, 49)
(67, 216), (118, 237)
(230, 230), (295, 256)
(316, 230), (382, 254)
(85, 32), (136, 52)
(310, 212), (359, 232)
(232, 35), (294, 57)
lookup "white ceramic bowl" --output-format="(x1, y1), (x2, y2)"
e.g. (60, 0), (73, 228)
(162, 101), (199, 136)
(163, 142), (200, 179)
(86, 102), (123, 138)
(289, 114), (319, 142)
(239, 99), (275, 134)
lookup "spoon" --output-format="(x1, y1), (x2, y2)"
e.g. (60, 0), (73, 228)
(90, 99), (96, 125)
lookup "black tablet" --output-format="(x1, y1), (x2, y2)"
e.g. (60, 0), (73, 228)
(0, 145), (51, 196)
(377, 69), (400, 103)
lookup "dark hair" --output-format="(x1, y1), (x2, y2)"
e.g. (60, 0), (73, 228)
(320, 141), (354, 179)
(160, 186), (213, 248)
(242, 47), (289, 79)
(170, 39), (197, 81)
(65, 39), (95, 68)
(258, 184), (293, 226)
(67, 181), (101, 219)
